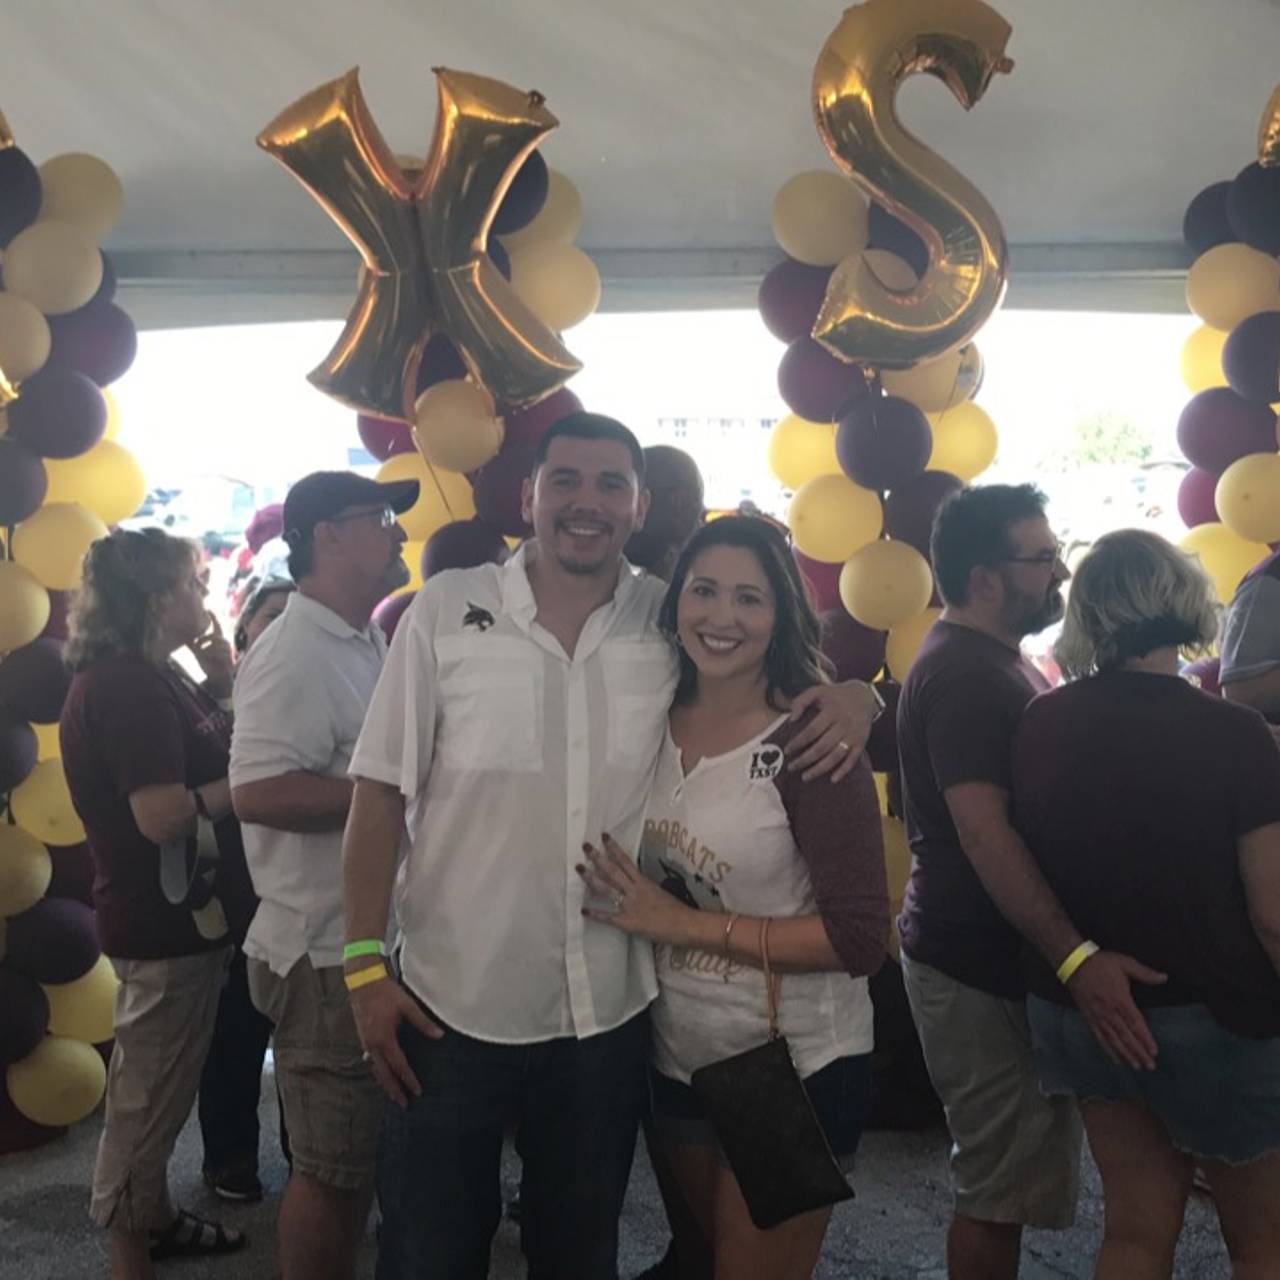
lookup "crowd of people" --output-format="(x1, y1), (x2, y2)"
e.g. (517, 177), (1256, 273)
(53, 411), (1280, 1280)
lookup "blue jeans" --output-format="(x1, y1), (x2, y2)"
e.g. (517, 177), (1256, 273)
(375, 1006), (649, 1280)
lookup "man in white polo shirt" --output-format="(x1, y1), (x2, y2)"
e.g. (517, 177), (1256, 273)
(340, 414), (880, 1279)
(229, 470), (416, 1280)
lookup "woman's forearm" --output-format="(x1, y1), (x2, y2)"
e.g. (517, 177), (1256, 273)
(670, 910), (847, 974)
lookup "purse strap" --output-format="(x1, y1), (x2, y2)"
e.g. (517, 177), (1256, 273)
(759, 916), (781, 1041)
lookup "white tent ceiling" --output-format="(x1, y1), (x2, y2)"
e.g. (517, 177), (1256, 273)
(4, 0), (1279, 325)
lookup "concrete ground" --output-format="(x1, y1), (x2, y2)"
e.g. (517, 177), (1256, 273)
(0, 1059), (1233, 1279)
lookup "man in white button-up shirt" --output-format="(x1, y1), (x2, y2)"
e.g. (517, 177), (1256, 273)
(343, 416), (878, 1280)
(229, 470), (417, 1280)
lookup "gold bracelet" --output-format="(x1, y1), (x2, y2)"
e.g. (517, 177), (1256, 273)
(1055, 941), (1099, 985)
(722, 913), (740, 983)
(343, 963), (389, 992)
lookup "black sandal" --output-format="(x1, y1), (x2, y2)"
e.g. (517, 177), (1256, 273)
(149, 1209), (246, 1260)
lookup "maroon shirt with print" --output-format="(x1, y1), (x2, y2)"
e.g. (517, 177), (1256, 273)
(1013, 671), (1280, 1039)
(896, 621), (1049, 998)
(59, 652), (256, 959)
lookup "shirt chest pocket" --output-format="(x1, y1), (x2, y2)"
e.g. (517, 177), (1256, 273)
(437, 638), (542, 773)
(599, 641), (676, 767)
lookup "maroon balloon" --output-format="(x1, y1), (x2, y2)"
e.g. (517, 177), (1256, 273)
(868, 203), (930, 279)
(491, 150), (549, 236)
(244, 502), (284, 554)
(0, 721), (37, 793)
(1184, 655), (1222, 697)
(487, 236), (512, 281)
(865, 680), (901, 773)
(92, 253), (118, 305)
(0, 639), (72, 724)
(357, 413), (414, 461)
(1177, 388), (1277, 473)
(1223, 310), (1280, 405)
(421, 519), (510, 580)
(1182, 181), (1235, 256)
(3, 897), (100, 984)
(777, 337), (869, 424)
(836, 395), (931, 492)
(1227, 162), (1280, 256)
(40, 590), (72, 642)
(0, 438), (48, 524)
(794, 549), (843, 613)
(885, 469), (963, 557)
(0, 145), (42, 247)
(46, 841), (95, 907)
(373, 590), (417, 643)
(0, 1088), (64, 1155)
(47, 299), (137, 387)
(6, 367), (106, 459)
(820, 608), (888, 684)
(757, 259), (833, 344)
(472, 441), (538, 537)
(415, 334), (468, 396)
(502, 388), (585, 449)
(1177, 466), (1221, 528)
(0, 969), (50, 1068)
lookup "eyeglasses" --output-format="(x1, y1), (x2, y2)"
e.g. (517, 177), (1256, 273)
(326, 506), (396, 529)
(999, 540), (1066, 568)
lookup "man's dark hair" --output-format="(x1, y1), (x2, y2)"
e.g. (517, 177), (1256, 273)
(531, 412), (646, 482)
(931, 484), (1049, 607)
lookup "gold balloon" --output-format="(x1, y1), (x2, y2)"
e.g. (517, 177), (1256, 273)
(508, 242), (602, 332)
(0, 560), (50, 651)
(862, 247), (919, 291)
(883, 346), (970, 413)
(2, 220), (104, 316)
(43, 441), (146, 526)
(42, 954), (119, 1045)
(258, 68), (580, 422)
(767, 414), (841, 489)
(1186, 243), (1280, 332)
(1259, 83), (1280, 168)
(1180, 522), (1271, 604)
(787, 473), (883, 564)
(11, 759), (86, 846)
(500, 169), (584, 249)
(6, 1035), (106, 1127)
(413, 379), (505, 474)
(12, 502), (108, 591)
(811, 0), (1013, 368)
(886, 606), (942, 678)
(376, 451), (477, 542)
(37, 153), (124, 241)
(32, 720), (61, 761)
(0, 293), (52, 383)
(401, 542), (425, 593)
(1215, 452), (1280, 545)
(927, 402), (999, 481)
(0, 824), (52, 918)
(839, 538), (935, 630)
(1179, 325), (1228, 393)
(771, 170), (870, 268)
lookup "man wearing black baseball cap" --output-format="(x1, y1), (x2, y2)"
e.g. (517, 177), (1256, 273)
(229, 469), (417, 1280)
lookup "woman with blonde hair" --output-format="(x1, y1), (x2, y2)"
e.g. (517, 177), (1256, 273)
(59, 528), (256, 1279)
(1011, 529), (1280, 1280)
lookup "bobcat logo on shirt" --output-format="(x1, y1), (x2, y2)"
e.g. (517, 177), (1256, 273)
(747, 746), (782, 781)
(463, 603), (495, 632)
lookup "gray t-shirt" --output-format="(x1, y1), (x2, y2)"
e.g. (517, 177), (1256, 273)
(1220, 552), (1280, 706)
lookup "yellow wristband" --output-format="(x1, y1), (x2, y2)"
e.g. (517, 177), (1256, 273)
(343, 963), (389, 992)
(1056, 941), (1099, 985)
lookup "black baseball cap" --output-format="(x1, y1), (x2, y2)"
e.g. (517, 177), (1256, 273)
(281, 471), (419, 546)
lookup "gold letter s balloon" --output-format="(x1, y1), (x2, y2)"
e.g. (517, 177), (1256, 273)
(257, 68), (581, 422)
(811, 0), (1012, 369)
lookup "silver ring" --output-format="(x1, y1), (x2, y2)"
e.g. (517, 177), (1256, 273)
(361, 1050), (373, 1063)
(610, 893), (624, 911)
(836, 740), (851, 754)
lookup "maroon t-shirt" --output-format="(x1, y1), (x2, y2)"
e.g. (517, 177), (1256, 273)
(896, 621), (1049, 997)
(59, 652), (256, 960)
(1013, 671), (1280, 1039)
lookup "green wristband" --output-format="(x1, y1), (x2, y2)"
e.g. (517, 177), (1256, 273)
(342, 939), (385, 962)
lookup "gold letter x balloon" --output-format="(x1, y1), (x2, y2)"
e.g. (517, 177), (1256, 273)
(812, 0), (1012, 370)
(258, 68), (581, 422)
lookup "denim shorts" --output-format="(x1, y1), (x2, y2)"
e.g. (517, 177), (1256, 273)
(649, 1052), (873, 1171)
(1029, 996), (1280, 1166)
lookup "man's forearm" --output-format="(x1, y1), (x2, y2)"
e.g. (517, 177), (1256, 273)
(343, 778), (406, 949)
(1222, 667), (1280, 718)
(231, 771), (353, 832)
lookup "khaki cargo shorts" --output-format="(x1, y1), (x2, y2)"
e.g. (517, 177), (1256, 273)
(901, 953), (1082, 1229)
(248, 955), (384, 1192)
